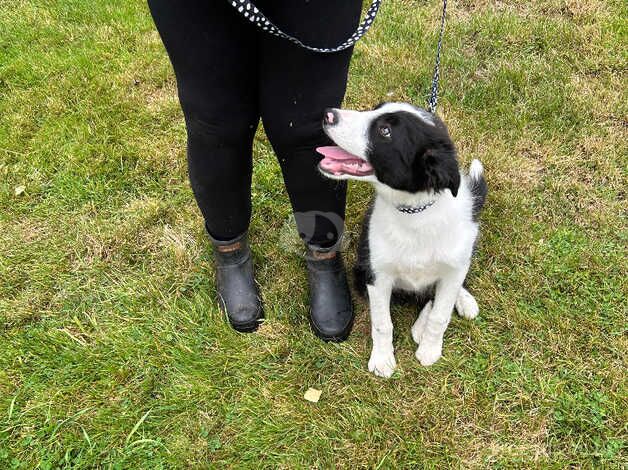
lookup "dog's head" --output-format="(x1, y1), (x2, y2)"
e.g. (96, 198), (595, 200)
(317, 102), (460, 196)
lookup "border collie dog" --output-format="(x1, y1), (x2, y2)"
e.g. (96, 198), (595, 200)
(317, 103), (487, 378)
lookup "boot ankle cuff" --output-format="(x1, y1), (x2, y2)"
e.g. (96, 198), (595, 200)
(306, 234), (344, 256)
(307, 249), (337, 261)
(206, 226), (248, 250)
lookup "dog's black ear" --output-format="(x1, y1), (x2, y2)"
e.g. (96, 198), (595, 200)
(421, 148), (460, 197)
(447, 169), (461, 197)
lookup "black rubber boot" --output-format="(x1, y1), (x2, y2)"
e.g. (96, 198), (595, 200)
(208, 230), (263, 332)
(306, 247), (354, 342)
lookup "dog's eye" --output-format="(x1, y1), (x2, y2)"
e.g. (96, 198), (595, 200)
(379, 125), (392, 138)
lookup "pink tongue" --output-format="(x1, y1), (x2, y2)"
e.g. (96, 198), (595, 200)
(316, 146), (361, 161)
(316, 146), (373, 176)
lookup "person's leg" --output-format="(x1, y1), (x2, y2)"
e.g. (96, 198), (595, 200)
(148, 0), (259, 240)
(148, 0), (263, 331)
(258, 0), (363, 249)
(258, 0), (363, 341)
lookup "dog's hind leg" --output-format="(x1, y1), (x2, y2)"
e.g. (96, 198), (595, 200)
(455, 287), (479, 320)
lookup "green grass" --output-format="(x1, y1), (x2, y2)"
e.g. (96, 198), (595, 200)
(1, 0), (626, 467)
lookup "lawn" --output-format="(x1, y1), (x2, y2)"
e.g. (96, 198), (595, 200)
(1, 0), (626, 467)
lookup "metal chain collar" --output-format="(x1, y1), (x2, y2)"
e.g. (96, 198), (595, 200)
(396, 201), (436, 214)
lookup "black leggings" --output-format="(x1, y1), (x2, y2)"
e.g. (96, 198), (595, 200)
(148, 0), (362, 247)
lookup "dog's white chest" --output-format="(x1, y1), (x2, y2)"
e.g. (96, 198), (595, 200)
(368, 196), (477, 290)
(370, 228), (447, 290)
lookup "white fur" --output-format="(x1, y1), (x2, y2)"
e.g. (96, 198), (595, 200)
(455, 287), (479, 320)
(469, 159), (483, 180)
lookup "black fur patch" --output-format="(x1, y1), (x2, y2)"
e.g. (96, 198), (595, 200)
(365, 112), (460, 195)
(353, 200), (375, 296)
(469, 172), (488, 222)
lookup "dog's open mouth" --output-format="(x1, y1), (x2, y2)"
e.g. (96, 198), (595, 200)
(316, 146), (374, 177)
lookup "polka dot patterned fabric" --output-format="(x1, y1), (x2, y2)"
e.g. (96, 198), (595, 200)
(228, 0), (382, 53)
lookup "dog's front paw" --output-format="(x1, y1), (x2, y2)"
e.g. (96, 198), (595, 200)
(415, 340), (442, 366)
(411, 301), (432, 344)
(368, 350), (397, 378)
(455, 288), (479, 320)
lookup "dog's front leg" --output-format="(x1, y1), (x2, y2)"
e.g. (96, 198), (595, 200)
(367, 276), (396, 378)
(415, 267), (469, 366)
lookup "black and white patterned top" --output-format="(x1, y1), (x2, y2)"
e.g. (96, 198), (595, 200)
(227, 0), (382, 53)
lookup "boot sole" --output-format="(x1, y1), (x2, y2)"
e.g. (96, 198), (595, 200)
(229, 316), (263, 333)
(309, 314), (354, 343)
(219, 298), (264, 334)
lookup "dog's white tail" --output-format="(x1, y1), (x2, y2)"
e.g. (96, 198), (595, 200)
(469, 159), (484, 181)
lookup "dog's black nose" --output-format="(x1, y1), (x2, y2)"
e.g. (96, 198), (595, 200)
(324, 108), (338, 126)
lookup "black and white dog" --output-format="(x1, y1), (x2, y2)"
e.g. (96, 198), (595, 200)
(317, 102), (487, 378)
